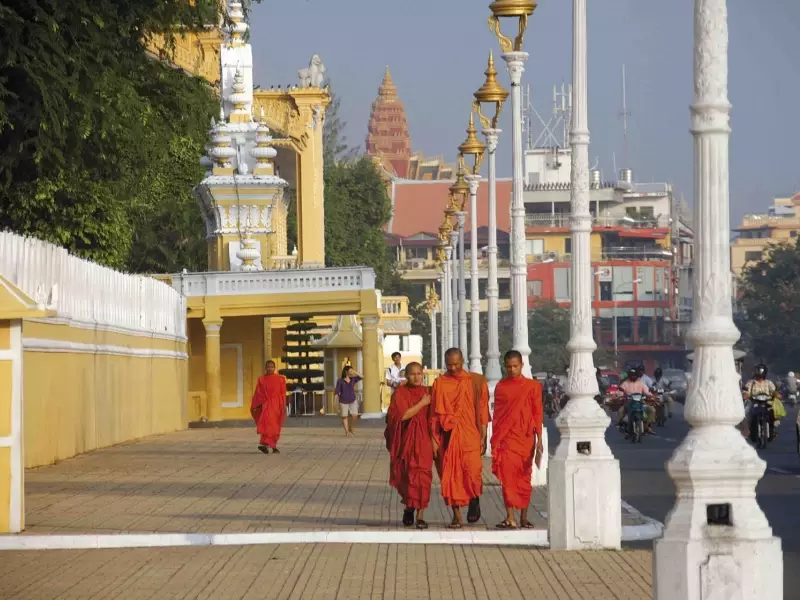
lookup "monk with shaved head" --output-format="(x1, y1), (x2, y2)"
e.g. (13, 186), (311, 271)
(250, 360), (287, 454)
(430, 348), (490, 528)
(385, 362), (433, 529)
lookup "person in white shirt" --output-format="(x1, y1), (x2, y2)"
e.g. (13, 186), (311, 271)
(385, 352), (405, 389)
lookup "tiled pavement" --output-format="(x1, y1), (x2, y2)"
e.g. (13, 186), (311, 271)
(21, 424), (650, 534)
(0, 544), (653, 599)
(0, 423), (656, 599)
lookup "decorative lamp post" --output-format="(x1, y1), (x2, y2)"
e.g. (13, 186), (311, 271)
(489, 0), (536, 377)
(474, 50), (508, 390)
(444, 194), (460, 349)
(426, 287), (440, 371)
(438, 218), (454, 353)
(654, 0), (782, 597)
(547, 0), (621, 551)
(458, 113), (486, 373)
(449, 172), (470, 356)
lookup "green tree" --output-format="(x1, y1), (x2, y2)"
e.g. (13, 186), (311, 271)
(737, 238), (800, 373)
(322, 83), (360, 166)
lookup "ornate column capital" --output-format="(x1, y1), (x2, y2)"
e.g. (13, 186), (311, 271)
(501, 52), (528, 85)
(465, 174), (482, 193)
(482, 128), (501, 152)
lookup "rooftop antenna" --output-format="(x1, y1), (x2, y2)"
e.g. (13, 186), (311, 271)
(522, 84), (535, 150)
(553, 83), (572, 148)
(619, 64), (632, 169)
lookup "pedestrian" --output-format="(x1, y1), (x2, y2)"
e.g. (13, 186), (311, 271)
(384, 362), (433, 529)
(335, 365), (362, 436)
(491, 350), (544, 529)
(385, 352), (405, 389)
(430, 348), (490, 528)
(250, 360), (287, 454)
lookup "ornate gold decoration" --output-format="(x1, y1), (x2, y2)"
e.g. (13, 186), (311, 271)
(252, 92), (306, 149)
(473, 51), (508, 129)
(444, 192), (458, 218)
(488, 0), (537, 53)
(448, 167), (470, 208)
(438, 216), (453, 243)
(425, 287), (440, 313)
(458, 112), (486, 175)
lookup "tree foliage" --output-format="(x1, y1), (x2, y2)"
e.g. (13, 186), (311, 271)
(737, 239), (800, 373)
(0, 0), (252, 271)
(322, 83), (360, 166)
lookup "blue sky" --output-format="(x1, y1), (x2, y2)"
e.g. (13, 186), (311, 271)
(250, 0), (800, 223)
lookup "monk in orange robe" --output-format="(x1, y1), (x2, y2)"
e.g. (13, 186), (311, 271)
(491, 350), (544, 529)
(384, 362), (433, 529)
(250, 360), (287, 454)
(431, 348), (490, 528)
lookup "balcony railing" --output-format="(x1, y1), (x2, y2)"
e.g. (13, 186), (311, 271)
(525, 213), (670, 229)
(528, 246), (673, 264)
(381, 296), (409, 317)
(740, 215), (800, 228)
(168, 266), (376, 297)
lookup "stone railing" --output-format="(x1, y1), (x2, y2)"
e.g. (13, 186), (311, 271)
(269, 255), (299, 270)
(381, 296), (409, 317)
(525, 213), (670, 229)
(0, 231), (186, 337)
(740, 215), (800, 228)
(168, 266), (376, 297)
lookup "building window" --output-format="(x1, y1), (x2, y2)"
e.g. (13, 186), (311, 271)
(527, 280), (543, 298)
(526, 239), (544, 255)
(599, 281), (612, 301)
(405, 247), (427, 260)
(744, 251), (762, 262)
(554, 267), (571, 301)
(791, 230), (798, 238)
(499, 280), (511, 297)
(565, 238), (572, 254)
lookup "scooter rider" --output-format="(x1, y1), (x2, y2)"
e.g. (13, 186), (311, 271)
(745, 364), (778, 442)
(652, 367), (672, 418)
(616, 368), (656, 434)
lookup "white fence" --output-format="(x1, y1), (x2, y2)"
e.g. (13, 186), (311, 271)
(0, 231), (186, 338)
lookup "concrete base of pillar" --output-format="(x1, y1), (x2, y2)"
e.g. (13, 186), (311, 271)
(547, 453), (621, 550)
(654, 536), (782, 600)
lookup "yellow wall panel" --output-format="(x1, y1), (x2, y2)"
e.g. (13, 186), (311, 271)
(0, 362), (11, 438)
(0, 448), (9, 532)
(0, 322), (9, 349)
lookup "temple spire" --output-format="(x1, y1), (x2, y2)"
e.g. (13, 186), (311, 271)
(379, 66), (397, 100)
(366, 66), (411, 177)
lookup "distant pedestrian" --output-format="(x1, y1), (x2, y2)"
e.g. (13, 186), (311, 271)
(250, 360), (287, 454)
(336, 366), (362, 436)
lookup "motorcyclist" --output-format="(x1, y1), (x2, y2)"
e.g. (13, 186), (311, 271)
(638, 365), (654, 389)
(652, 367), (672, 418)
(543, 370), (562, 413)
(745, 364), (778, 442)
(616, 368), (656, 434)
(785, 371), (798, 405)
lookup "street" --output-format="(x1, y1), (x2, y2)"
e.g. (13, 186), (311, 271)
(546, 401), (800, 597)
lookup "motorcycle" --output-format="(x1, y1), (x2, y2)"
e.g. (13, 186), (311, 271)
(750, 393), (773, 450)
(650, 385), (667, 427)
(544, 390), (559, 418)
(620, 393), (647, 444)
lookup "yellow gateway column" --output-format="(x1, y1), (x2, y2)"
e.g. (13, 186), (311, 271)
(203, 318), (223, 422)
(360, 314), (383, 418)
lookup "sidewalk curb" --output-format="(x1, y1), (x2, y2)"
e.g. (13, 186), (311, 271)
(0, 522), (662, 551)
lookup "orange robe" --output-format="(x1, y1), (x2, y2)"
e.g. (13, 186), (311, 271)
(491, 376), (543, 509)
(384, 385), (433, 510)
(250, 374), (287, 448)
(431, 370), (490, 507)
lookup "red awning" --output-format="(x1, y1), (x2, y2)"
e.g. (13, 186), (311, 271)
(618, 230), (668, 239)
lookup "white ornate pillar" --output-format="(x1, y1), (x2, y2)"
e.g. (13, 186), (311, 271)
(456, 212), (468, 358)
(502, 52), (532, 377)
(430, 306), (438, 371)
(654, 1), (782, 597)
(548, 0), (621, 551)
(450, 230), (459, 349)
(442, 250), (452, 352)
(466, 176), (483, 373)
(483, 129), (502, 388)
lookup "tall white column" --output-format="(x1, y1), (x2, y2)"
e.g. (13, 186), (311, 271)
(441, 255), (452, 353)
(466, 176), (483, 373)
(430, 306), (438, 371)
(457, 211), (468, 358)
(450, 230), (459, 348)
(502, 52), (532, 377)
(548, 0), (621, 551)
(654, 1), (782, 597)
(483, 129), (502, 387)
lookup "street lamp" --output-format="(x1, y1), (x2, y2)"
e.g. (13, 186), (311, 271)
(474, 50), (508, 389)
(449, 169), (470, 357)
(438, 217), (453, 354)
(612, 278), (641, 367)
(489, 0), (536, 377)
(459, 112), (486, 374)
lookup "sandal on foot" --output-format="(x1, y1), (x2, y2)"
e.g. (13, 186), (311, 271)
(447, 519), (463, 530)
(258, 445), (270, 455)
(402, 509), (415, 527)
(519, 520), (535, 529)
(496, 520), (517, 530)
(415, 519), (429, 530)
(271, 447), (280, 454)
(467, 498), (481, 523)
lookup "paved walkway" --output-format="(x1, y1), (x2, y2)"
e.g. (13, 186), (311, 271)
(0, 544), (653, 599)
(20, 424), (651, 535)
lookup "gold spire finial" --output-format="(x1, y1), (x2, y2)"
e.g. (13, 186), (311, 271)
(473, 50), (509, 129)
(458, 113), (486, 175)
(448, 167), (470, 207)
(379, 66), (397, 99)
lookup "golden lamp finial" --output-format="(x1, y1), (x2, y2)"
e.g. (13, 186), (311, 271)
(438, 215), (453, 242)
(458, 112), (486, 175)
(448, 168), (470, 208)
(488, 0), (537, 53)
(473, 50), (509, 129)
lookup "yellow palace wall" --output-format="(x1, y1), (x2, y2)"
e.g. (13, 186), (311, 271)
(21, 320), (187, 469)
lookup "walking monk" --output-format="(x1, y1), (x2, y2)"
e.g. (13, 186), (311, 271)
(384, 362), (433, 529)
(250, 360), (287, 454)
(491, 350), (544, 529)
(431, 348), (490, 528)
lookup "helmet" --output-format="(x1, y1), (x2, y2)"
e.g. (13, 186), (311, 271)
(627, 369), (639, 381)
(654, 367), (663, 378)
(754, 364), (768, 379)
(789, 371), (795, 378)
